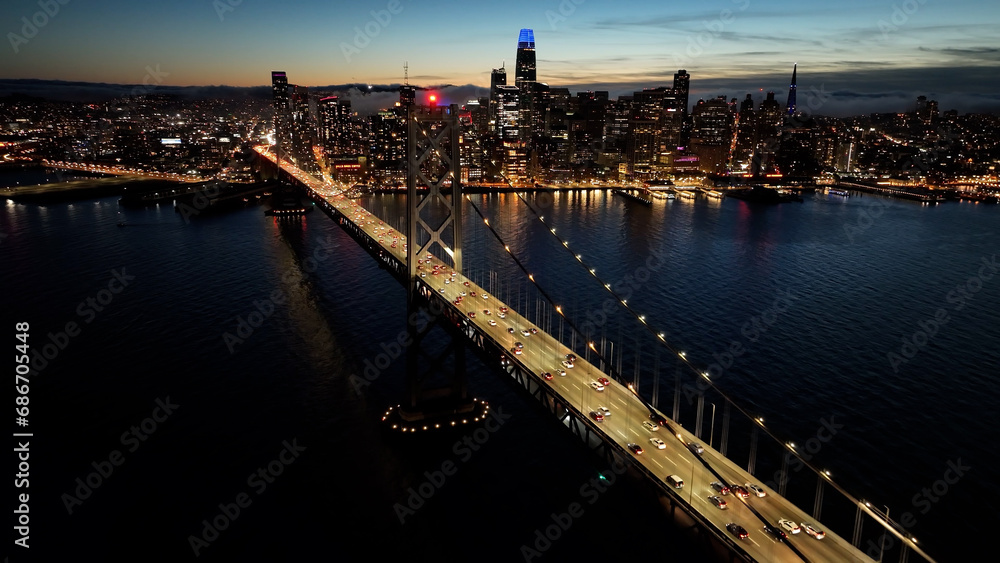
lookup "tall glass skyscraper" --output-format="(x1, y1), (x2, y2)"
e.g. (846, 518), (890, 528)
(515, 29), (536, 89)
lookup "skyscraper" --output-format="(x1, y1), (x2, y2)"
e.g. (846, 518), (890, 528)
(786, 63), (797, 116)
(515, 29), (538, 142)
(514, 29), (536, 89)
(271, 71), (291, 156)
(673, 70), (690, 118)
(489, 65), (507, 133)
(272, 71), (288, 105)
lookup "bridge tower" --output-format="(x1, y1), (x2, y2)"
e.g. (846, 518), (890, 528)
(384, 102), (485, 428)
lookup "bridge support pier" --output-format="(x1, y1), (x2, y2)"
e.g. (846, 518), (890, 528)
(382, 102), (488, 431)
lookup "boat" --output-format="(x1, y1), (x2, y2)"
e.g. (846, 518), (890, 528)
(728, 185), (803, 203)
(676, 190), (696, 199)
(706, 190), (724, 199)
(826, 187), (850, 197)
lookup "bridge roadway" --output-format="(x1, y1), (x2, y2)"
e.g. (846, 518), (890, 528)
(255, 146), (874, 563)
(41, 160), (205, 183)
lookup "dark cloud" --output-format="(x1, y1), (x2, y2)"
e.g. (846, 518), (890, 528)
(4, 67), (999, 118)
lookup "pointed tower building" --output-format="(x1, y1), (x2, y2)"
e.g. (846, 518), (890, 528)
(786, 63), (797, 116)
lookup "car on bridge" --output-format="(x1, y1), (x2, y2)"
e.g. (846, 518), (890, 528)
(499, 306), (508, 313)
(666, 475), (684, 489)
(589, 381), (604, 391)
(530, 327), (538, 334)
(649, 438), (666, 449)
(778, 519), (800, 535)
(730, 485), (750, 498)
(687, 442), (705, 455)
(745, 483), (767, 497)
(627, 443), (644, 455)
(801, 523), (825, 539)
(508, 327), (515, 334)
(649, 413), (668, 427)
(521, 329), (531, 337)
(708, 495), (727, 509)
(483, 309), (491, 315)
(514, 342), (523, 350)
(589, 411), (604, 422)
(596, 406), (611, 417)
(488, 319), (497, 326)
(541, 372), (553, 380)
(468, 311), (476, 318)
(642, 421), (659, 431)
(511, 347), (522, 355)
(726, 523), (748, 540)
(711, 481), (730, 496)
(597, 377), (610, 386)
(763, 523), (787, 542)
(561, 359), (574, 369)
(556, 369), (567, 377)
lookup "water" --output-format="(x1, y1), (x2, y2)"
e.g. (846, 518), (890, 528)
(4, 172), (996, 562)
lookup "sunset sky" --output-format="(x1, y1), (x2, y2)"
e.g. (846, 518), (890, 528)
(3, 0), (999, 114)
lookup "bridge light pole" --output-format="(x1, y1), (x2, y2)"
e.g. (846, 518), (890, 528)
(779, 442), (795, 497)
(708, 402), (716, 448)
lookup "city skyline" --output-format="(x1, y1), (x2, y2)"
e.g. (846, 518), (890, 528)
(2, 0), (1000, 115)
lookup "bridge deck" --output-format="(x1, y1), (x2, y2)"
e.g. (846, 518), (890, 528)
(255, 146), (878, 563)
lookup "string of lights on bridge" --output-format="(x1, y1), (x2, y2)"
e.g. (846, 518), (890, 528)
(460, 135), (925, 550)
(268, 137), (923, 556)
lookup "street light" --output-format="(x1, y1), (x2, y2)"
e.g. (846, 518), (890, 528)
(708, 402), (716, 448)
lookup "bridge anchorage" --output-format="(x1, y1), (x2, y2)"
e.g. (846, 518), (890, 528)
(383, 103), (489, 432)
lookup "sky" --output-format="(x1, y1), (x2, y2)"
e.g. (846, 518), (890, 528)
(2, 0), (999, 115)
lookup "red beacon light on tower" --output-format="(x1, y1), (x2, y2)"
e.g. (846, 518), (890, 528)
(428, 93), (437, 106)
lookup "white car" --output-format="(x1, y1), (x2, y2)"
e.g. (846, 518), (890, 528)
(482, 293), (489, 299)
(801, 523), (825, 539)
(596, 406), (611, 417)
(687, 442), (705, 455)
(498, 312), (506, 319)
(590, 381), (605, 391)
(745, 483), (766, 497)
(556, 369), (567, 377)
(778, 519), (800, 534)
(649, 438), (666, 449)
(561, 359), (574, 369)
(520, 329), (531, 337)
(488, 320), (497, 326)
(642, 421), (659, 431)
